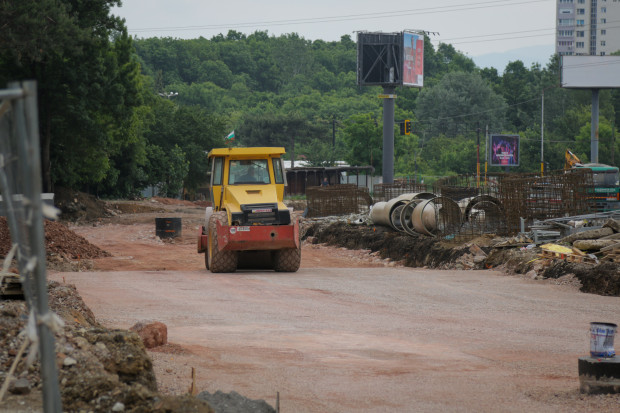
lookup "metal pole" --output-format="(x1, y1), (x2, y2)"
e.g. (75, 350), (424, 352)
(591, 88), (599, 163)
(485, 124), (488, 186)
(332, 116), (336, 148)
(612, 119), (616, 166)
(12, 80), (62, 412)
(382, 87), (395, 184)
(541, 90), (545, 176)
(476, 123), (480, 188)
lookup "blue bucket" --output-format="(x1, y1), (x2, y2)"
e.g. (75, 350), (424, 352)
(590, 322), (617, 358)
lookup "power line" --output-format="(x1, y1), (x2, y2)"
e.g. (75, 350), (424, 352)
(127, 0), (551, 33)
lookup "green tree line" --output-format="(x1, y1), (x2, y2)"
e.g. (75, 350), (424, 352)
(1, 1), (619, 198)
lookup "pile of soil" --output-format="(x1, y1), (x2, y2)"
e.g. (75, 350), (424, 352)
(54, 187), (111, 222)
(303, 220), (469, 268)
(0, 217), (110, 261)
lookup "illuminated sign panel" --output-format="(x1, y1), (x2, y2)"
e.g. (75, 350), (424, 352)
(490, 134), (520, 167)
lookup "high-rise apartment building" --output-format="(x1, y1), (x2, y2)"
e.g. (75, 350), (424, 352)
(556, 0), (620, 56)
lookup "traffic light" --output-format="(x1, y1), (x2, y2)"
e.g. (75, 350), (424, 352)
(404, 119), (411, 135)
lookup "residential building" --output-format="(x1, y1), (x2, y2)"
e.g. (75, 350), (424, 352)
(556, 0), (620, 56)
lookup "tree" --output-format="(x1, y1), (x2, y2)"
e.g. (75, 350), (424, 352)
(0, 0), (144, 193)
(342, 113), (382, 173)
(415, 71), (507, 137)
(296, 139), (343, 167)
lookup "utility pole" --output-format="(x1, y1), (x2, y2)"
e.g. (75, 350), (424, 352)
(541, 89), (545, 176)
(592, 89), (600, 163)
(382, 87), (395, 184)
(476, 123), (480, 188)
(612, 119), (616, 166)
(332, 116), (336, 148)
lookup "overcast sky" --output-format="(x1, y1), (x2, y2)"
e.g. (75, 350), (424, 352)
(112, 0), (555, 59)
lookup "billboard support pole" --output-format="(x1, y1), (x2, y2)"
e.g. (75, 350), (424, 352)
(591, 88), (599, 164)
(541, 90), (545, 176)
(382, 87), (395, 184)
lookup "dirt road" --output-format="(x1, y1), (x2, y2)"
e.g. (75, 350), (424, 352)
(48, 208), (620, 412)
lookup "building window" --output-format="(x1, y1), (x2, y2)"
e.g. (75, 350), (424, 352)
(601, 7), (607, 12)
(578, 0), (585, 3)
(601, 29), (606, 35)
(577, 8), (585, 14)
(559, 30), (575, 36)
(601, 52), (606, 55)
(601, 40), (606, 46)
(601, 18), (607, 23)
(576, 19), (585, 26)
(559, 0), (573, 3)
(559, 40), (574, 47)
(577, 31), (585, 37)
(560, 18), (576, 26)
(576, 41), (585, 48)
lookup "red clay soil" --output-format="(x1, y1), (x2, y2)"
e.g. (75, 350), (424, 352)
(0, 217), (110, 260)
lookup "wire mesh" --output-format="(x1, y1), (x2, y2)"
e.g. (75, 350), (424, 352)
(499, 169), (593, 234)
(372, 182), (428, 202)
(306, 184), (373, 217)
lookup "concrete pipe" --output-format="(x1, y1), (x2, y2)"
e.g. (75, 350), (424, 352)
(462, 195), (503, 222)
(412, 199), (438, 236)
(412, 192), (436, 201)
(370, 194), (415, 229)
(391, 204), (407, 232)
(412, 197), (462, 237)
(371, 193), (439, 231)
(369, 202), (389, 226)
(400, 199), (423, 236)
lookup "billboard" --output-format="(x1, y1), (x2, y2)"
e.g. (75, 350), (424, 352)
(402, 32), (424, 87)
(561, 56), (620, 89)
(357, 31), (424, 88)
(490, 134), (520, 167)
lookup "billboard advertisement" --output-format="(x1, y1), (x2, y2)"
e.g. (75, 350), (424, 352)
(490, 134), (520, 167)
(402, 32), (424, 87)
(561, 56), (620, 89)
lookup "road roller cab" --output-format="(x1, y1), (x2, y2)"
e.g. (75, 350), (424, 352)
(197, 147), (301, 273)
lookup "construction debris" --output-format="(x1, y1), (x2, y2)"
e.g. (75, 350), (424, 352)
(0, 271), (22, 297)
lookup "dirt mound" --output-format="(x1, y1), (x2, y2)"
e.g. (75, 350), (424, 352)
(303, 221), (467, 268)
(54, 187), (110, 222)
(0, 217), (110, 260)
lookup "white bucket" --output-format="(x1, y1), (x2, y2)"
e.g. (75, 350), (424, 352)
(589, 322), (617, 358)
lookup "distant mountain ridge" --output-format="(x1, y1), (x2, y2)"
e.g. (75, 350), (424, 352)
(471, 44), (555, 73)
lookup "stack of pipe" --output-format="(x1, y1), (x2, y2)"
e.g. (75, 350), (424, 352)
(371, 193), (503, 237)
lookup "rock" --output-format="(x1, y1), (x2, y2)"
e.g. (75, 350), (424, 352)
(129, 321), (168, 349)
(8, 378), (31, 395)
(197, 390), (275, 413)
(573, 239), (619, 251)
(603, 219), (620, 233)
(559, 227), (614, 244)
(63, 356), (77, 367)
(473, 255), (486, 264)
(526, 270), (537, 279)
(469, 244), (487, 257)
(112, 402), (125, 412)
